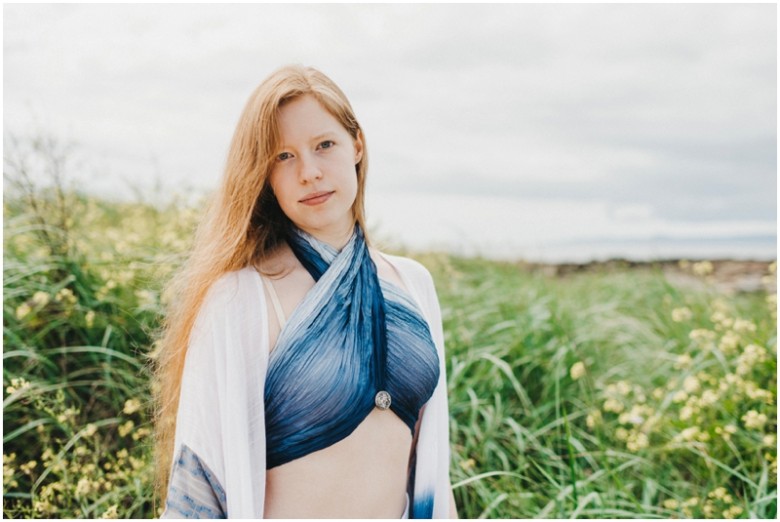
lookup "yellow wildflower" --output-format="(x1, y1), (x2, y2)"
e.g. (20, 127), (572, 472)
(85, 423), (97, 437)
(55, 406), (79, 425)
(19, 460), (36, 475)
(75, 477), (91, 497)
(626, 431), (649, 452)
(586, 410), (602, 429)
(34, 499), (54, 515)
(6, 377), (31, 395)
(715, 424), (738, 441)
(742, 410), (767, 430)
(41, 448), (54, 463)
(677, 426), (700, 442)
(603, 398), (624, 413)
(459, 458), (475, 471)
(31, 291), (50, 306)
(700, 389), (718, 406)
(763, 434), (776, 447)
(116, 449), (129, 460)
(123, 398), (142, 415)
(618, 405), (646, 426)
(663, 498), (679, 509)
(737, 344), (767, 375)
(129, 456), (145, 470)
(683, 375), (700, 394)
(723, 505), (743, 518)
(733, 318), (756, 333)
(118, 420), (134, 437)
(744, 383), (773, 403)
(55, 287), (77, 305)
(3, 452), (19, 489)
(101, 505), (119, 519)
(689, 329), (716, 347)
(615, 381), (632, 396)
(132, 427), (151, 441)
(679, 406), (694, 421)
(569, 361), (586, 381)
(719, 331), (740, 355)
(674, 354), (692, 369)
(711, 311), (735, 332)
(683, 496), (699, 506)
(15, 303), (31, 320)
(672, 307), (693, 322)
(85, 310), (96, 328)
(672, 390), (688, 403)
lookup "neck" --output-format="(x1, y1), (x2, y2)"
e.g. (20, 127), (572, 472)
(296, 222), (356, 252)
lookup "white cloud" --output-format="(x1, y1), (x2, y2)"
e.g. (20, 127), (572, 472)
(4, 3), (775, 261)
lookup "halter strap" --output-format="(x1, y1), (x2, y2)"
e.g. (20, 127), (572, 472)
(261, 275), (287, 330)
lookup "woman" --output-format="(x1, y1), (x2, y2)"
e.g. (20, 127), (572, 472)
(153, 65), (457, 518)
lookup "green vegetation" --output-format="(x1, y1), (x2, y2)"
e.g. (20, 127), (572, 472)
(3, 143), (776, 518)
(418, 252), (776, 518)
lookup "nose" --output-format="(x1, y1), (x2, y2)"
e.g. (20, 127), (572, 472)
(297, 153), (322, 184)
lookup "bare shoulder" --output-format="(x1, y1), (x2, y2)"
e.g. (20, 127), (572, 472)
(369, 248), (437, 300)
(371, 249), (433, 283)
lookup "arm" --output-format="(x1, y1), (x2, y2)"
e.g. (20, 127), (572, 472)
(161, 279), (234, 518)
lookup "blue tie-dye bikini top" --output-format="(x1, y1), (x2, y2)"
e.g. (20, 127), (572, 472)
(263, 225), (440, 469)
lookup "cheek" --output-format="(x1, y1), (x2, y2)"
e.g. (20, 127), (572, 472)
(268, 175), (292, 209)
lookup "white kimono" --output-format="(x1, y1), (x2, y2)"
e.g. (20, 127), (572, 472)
(162, 254), (451, 518)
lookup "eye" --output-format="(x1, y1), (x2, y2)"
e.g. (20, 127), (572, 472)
(318, 140), (335, 150)
(277, 151), (292, 162)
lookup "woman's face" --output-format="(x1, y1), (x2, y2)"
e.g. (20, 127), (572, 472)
(269, 94), (363, 247)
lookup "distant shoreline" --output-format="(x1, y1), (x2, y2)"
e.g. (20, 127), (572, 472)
(502, 257), (775, 295)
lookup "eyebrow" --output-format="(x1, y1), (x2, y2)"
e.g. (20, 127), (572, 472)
(311, 132), (337, 142)
(278, 132), (338, 150)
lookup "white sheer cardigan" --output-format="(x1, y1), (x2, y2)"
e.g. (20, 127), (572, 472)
(162, 254), (452, 518)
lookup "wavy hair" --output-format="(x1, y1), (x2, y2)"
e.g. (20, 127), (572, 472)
(150, 64), (370, 507)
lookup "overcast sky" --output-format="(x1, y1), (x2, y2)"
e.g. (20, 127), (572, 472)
(4, 3), (777, 262)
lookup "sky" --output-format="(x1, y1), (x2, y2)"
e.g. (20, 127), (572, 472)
(3, 3), (777, 262)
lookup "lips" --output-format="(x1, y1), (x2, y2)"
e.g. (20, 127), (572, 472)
(300, 191), (334, 203)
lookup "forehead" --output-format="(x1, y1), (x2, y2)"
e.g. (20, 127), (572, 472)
(277, 94), (345, 141)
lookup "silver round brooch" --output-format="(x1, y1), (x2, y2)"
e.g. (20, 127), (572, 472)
(375, 390), (392, 410)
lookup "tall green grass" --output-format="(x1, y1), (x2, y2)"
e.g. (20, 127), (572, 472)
(416, 252), (777, 518)
(3, 155), (776, 517)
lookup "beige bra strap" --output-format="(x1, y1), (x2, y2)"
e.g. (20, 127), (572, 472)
(261, 276), (287, 330)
